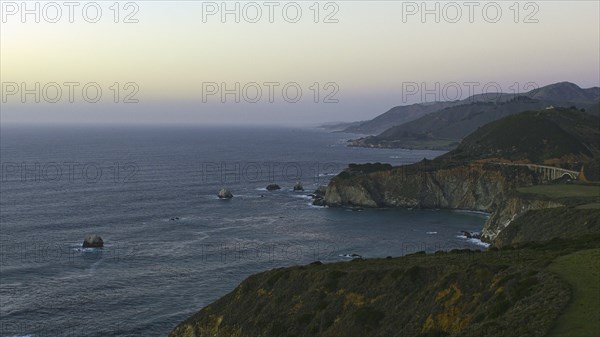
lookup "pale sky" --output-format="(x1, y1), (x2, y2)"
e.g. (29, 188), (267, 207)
(1, 1), (599, 126)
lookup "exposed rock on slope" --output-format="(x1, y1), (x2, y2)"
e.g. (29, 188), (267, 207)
(493, 207), (600, 247)
(324, 162), (541, 241)
(482, 197), (564, 241)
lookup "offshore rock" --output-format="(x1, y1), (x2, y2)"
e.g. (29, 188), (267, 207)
(218, 188), (233, 199)
(82, 235), (103, 248)
(266, 184), (281, 191)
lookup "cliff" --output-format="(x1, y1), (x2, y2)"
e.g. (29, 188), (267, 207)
(323, 162), (546, 241)
(482, 197), (563, 241)
(324, 109), (600, 242)
(493, 207), (600, 247)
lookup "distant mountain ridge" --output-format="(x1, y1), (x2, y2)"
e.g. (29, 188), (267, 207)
(348, 82), (599, 150)
(342, 101), (457, 134)
(527, 82), (599, 102)
(341, 93), (518, 135)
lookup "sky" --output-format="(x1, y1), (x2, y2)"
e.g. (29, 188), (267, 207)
(1, 0), (599, 126)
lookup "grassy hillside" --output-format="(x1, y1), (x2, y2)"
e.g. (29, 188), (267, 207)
(517, 184), (600, 204)
(169, 235), (600, 337)
(547, 249), (600, 337)
(444, 108), (600, 167)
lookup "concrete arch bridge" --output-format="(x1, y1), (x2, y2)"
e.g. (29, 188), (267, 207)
(493, 163), (579, 181)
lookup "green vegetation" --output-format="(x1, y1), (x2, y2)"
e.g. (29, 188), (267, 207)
(493, 207), (600, 247)
(517, 183), (600, 209)
(352, 306), (385, 330)
(576, 203), (600, 209)
(169, 235), (600, 337)
(518, 184), (600, 199)
(349, 137), (459, 150)
(347, 162), (393, 174)
(448, 108), (600, 168)
(547, 249), (600, 337)
(583, 157), (600, 181)
(336, 163), (394, 180)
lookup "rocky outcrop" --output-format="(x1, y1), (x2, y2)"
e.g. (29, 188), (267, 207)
(218, 188), (233, 199)
(83, 235), (103, 248)
(293, 182), (304, 191)
(482, 197), (563, 241)
(322, 162), (548, 241)
(266, 184), (281, 191)
(310, 186), (328, 206)
(312, 185), (327, 198)
(461, 231), (481, 239)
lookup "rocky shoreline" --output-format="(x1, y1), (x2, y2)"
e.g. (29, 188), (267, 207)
(313, 161), (560, 245)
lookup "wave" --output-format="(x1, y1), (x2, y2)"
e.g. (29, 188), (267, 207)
(456, 235), (490, 248)
(339, 253), (363, 259)
(291, 194), (312, 200)
(306, 202), (327, 209)
(466, 238), (490, 247)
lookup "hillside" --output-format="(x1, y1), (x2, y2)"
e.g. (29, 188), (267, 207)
(168, 107), (600, 337)
(527, 81), (599, 102)
(342, 92), (521, 135)
(320, 108), (600, 241)
(318, 121), (364, 132)
(342, 101), (458, 134)
(169, 235), (600, 337)
(349, 82), (599, 149)
(444, 108), (600, 167)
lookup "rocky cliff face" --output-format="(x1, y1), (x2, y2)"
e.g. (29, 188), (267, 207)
(323, 163), (550, 241)
(482, 197), (563, 241)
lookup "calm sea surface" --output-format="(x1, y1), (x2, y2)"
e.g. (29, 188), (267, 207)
(0, 126), (488, 337)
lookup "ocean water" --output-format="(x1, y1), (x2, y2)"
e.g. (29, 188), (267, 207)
(0, 126), (488, 337)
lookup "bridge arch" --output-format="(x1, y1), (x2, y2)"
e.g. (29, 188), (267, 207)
(559, 172), (577, 180)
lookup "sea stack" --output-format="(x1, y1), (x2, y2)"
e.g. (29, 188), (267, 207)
(293, 182), (304, 191)
(218, 188), (233, 199)
(82, 235), (104, 248)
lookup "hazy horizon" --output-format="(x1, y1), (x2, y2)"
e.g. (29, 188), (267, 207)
(2, 1), (599, 126)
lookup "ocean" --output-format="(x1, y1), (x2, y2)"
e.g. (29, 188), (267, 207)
(0, 126), (488, 337)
